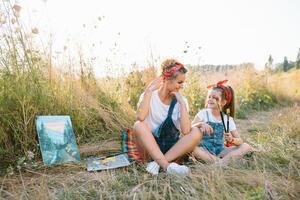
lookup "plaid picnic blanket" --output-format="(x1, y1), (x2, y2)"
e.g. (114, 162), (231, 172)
(121, 129), (142, 162)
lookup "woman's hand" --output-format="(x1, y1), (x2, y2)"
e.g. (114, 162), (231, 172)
(171, 92), (191, 134)
(193, 122), (213, 135)
(146, 77), (163, 93)
(224, 132), (234, 143)
(136, 77), (162, 121)
(170, 92), (186, 105)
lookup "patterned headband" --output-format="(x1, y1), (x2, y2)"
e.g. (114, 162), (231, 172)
(162, 62), (184, 79)
(207, 80), (232, 106)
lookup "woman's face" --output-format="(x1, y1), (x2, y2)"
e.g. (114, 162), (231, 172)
(165, 74), (185, 93)
(206, 89), (225, 109)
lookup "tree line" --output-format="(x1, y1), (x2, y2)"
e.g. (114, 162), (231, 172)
(265, 48), (300, 73)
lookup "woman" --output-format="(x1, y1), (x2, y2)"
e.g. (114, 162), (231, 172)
(133, 59), (201, 175)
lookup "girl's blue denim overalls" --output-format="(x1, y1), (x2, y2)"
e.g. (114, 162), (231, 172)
(198, 111), (225, 155)
(154, 97), (180, 154)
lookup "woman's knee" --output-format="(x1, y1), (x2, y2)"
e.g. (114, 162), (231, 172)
(133, 121), (150, 137)
(189, 127), (202, 142)
(133, 121), (143, 135)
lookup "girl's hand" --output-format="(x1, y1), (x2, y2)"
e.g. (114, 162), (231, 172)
(224, 132), (233, 143)
(146, 77), (163, 93)
(193, 122), (213, 135)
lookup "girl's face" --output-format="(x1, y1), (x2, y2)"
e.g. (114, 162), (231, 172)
(206, 89), (226, 109)
(165, 74), (185, 93)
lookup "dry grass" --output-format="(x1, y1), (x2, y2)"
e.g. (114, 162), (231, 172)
(183, 68), (281, 117)
(0, 2), (135, 161)
(1, 2), (300, 199)
(268, 69), (300, 102)
(1, 106), (299, 200)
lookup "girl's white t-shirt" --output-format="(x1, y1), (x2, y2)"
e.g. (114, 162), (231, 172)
(137, 90), (189, 133)
(196, 108), (237, 131)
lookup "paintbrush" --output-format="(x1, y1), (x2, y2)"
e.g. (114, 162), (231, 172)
(214, 97), (227, 132)
(224, 109), (234, 147)
(214, 98), (234, 147)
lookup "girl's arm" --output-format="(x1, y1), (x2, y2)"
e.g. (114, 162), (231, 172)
(224, 117), (243, 146)
(192, 115), (201, 126)
(192, 115), (213, 134)
(225, 130), (243, 146)
(192, 115), (206, 129)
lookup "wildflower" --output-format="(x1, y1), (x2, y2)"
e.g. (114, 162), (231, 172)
(15, 27), (21, 32)
(6, 165), (14, 175)
(0, 15), (6, 25)
(27, 151), (34, 160)
(13, 4), (22, 13)
(32, 27), (39, 34)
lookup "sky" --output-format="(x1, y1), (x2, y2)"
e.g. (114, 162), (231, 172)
(12, 0), (300, 76)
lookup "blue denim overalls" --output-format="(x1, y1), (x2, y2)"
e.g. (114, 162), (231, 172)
(198, 111), (225, 155)
(154, 97), (180, 154)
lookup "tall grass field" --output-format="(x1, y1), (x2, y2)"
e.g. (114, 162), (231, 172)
(0, 2), (300, 199)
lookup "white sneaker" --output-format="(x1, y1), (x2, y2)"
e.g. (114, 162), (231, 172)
(166, 162), (190, 176)
(146, 161), (160, 175)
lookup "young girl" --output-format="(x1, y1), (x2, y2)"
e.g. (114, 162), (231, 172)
(192, 80), (251, 165)
(133, 59), (201, 175)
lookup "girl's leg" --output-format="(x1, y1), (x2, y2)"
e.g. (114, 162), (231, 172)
(133, 121), (169, 170)
(218, 143), (252, 165)
(164, 127), (202, 162)
(192, 146), (219, 164)
(218, 146), (238, 158)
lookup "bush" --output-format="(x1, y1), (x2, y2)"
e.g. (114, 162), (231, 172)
(237, 88), (277, 111)
(182, 71), (206, 116)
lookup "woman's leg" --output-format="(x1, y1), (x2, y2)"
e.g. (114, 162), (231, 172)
(218, 143), (252, 165)
(164, 127), (202, 162)
(133, 121), (169, 170)
(192, 146), (219, 164)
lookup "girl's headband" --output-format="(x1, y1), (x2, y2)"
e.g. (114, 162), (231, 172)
(162, 62), (184, 79)
(207, 80), (232, 106)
